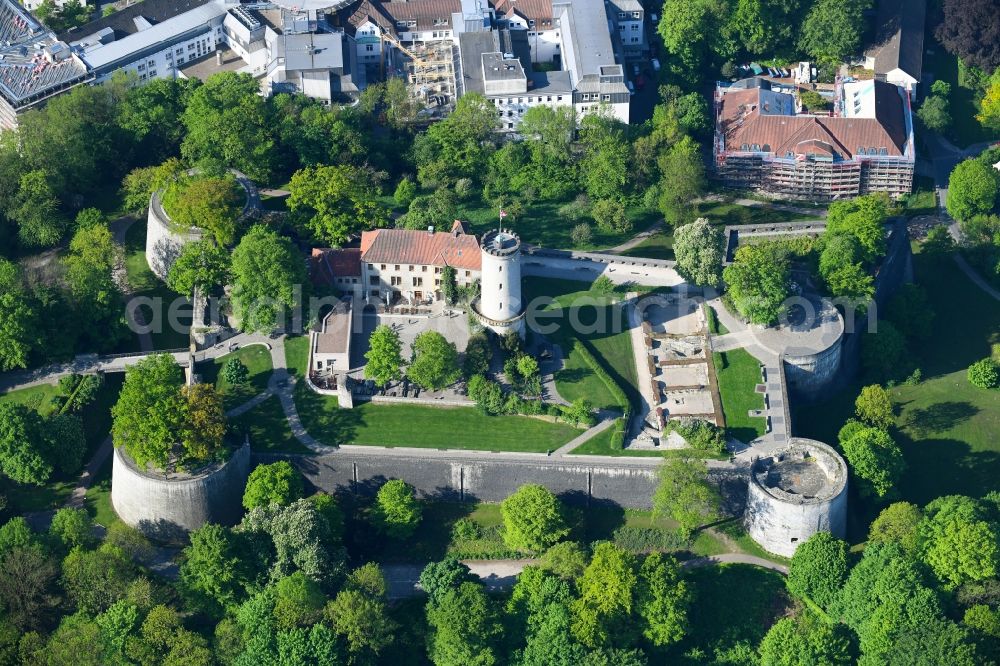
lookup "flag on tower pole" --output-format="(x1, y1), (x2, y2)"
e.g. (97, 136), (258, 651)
(499, 208), (507, 232)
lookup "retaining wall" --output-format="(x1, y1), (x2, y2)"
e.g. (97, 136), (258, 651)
(111, 445), (251, 541)
(257, 452), (745, 510)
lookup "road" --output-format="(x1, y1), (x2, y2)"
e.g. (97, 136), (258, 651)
(382, 553), (786, 599)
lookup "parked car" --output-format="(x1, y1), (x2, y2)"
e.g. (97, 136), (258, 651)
(633, 63), (640, 77)
(780, 67), (791, 78)
(650, 12), (658, 22)
(767, 67), (778, 77)
(627, 81), (635, 95)
(651, 58), (661, 72)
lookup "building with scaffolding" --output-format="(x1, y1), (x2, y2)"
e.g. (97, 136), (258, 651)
(59, 0), (362, 104)
(713, 77), (914, 201)
(0, 0), (92, 129)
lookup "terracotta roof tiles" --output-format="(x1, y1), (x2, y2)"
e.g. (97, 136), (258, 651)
(360, 228), (481, 271)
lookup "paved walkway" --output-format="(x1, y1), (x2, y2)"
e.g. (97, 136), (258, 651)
(604, 221), (665, 254)
(551, 413), (617, 455)
(381, 551), (785, 599)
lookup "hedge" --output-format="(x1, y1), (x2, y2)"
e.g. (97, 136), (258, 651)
(610, 526), (687, 553)
(574, 340), (632, 432)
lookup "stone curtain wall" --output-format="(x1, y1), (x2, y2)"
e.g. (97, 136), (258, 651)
(257, 452), (748, 511)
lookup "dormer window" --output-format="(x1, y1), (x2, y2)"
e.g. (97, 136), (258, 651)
(858, 147), (866, 155)
(879, 147), (888, 155)
(785, 151), (794, 158)
(751, 143), (760, 151)
(741, 143), (749, 151)
(761, 144), (770, 152)
(869, 146), (876, 155)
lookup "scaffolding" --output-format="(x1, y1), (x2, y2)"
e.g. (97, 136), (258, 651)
(369, 16), (456, 109)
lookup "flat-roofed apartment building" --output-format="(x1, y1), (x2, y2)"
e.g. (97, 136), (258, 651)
(0, 0), (92, 130)
(713, 77), (914, 201)
(312, 221), (481, 306)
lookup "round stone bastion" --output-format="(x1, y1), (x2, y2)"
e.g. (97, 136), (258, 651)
(744, 438), (848, 557)
(750, 295), (844, 400)
(145, 170), (259, 280)
(111, 444), (251, 542)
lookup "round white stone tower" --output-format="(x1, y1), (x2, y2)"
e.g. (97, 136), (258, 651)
(474, 228), (525, 338)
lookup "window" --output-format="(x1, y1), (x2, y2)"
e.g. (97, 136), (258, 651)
(137, 64), (145, 71)
(394, 265), (400, 271)
(408, 265), (414, 271)
(631, 24), (638, 30)
(507, 122), (514, 129)
(378, 264), (385, 270)
(741, 143), (749, 151)
(370, 276), (379, 285)
(391, 276), (402, 286)
(869, 147), (876, 155)
(603, 94), (610, 101)
(188, 44), (195, 50)
(434, 267), (441, 274)
(176, 49), (183, 56)
(878, 147), (887, 155)
(435, 279), (441, 286)
(498, 266), (503, 272)
(557, 95), (563, 101)
(366, 44), (374, 52)
(465, 271), (471, 277)
(422, 266), (427, 272)
(148, 59), (155, 67)
(499, 283), (502, 290)
(618, 11), (625, 19)
(582, 93), (590, 101)
(149, 70), (157, 77)
(413, 277), (423, 286)
(632, 11), (640, 18)
(857, 147), (866, 155)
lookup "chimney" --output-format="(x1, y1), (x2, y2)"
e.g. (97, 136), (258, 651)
(427, 225), (434, 234)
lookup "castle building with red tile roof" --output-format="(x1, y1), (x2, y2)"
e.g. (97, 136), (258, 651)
(713, 77), (915, 201)
(311, 223), (481, 305)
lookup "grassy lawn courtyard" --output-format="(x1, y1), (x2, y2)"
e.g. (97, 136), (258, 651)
(121, 222), (192, 352)
(794, 248), (1000, 517)
(284, 335), (310, 379)
(713, 348), (767, 443)
(230, 395), (310, 454)
(294, 383), (582, 452)
(199, 345), (273, 410)
(924, 37), (1000, 148)
(522, 278), (641, 416)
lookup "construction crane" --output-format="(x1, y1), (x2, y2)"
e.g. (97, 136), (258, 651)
(369, 15), (455, 108)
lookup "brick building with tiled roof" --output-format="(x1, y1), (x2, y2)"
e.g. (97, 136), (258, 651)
(713, 77), (915, 201)
(312, 221), (481, 305)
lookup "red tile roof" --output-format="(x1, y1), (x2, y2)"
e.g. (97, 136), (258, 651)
(381, 0), (461, 31)
(360, 228), (481, 271)
(310, 247), (362, 287)
(492, 0), (553, 23)
(718, 81), (909, 160)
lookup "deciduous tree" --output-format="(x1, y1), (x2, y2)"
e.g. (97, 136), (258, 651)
(787, 532), (850, 609)
(365, 324), (404, 386)
(948, 158), (999, 222)
(407, 331), (460, 391)
(673, 218), (723, 287)
(243, 461), (304, 510)
(571, 542), (638, 648)
(936, 0), (1000, 73)
(798, 0), (870, 62)
(167, 240), (230, 296)
(841, 426), (905, 497)
(722, 244), (790, 325)
(653, 455), (721, 538)
(501, 484), (569, 553)
(111, 354), (186, 469)
(230, 225), (308, 334)
(372, 479), (422, 539)
(288, 164), (389, 246)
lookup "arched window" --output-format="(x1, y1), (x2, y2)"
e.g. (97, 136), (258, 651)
(879, 147), (888, 155)
(857, 147), (866, 155)
(761, 144), (771, 152)
(741, 143), (749, 151)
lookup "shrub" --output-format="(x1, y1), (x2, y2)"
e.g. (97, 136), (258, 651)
(571, 223), (593, 248)
(968, 358), (1000, 389)
(393, 176), (417, 208)
(672, 419), (727, 455)
(611, 526), (687, 553)
(454, 178), (474, 200)
(222, 358), (250, 386)
(592, 275), (615, 296)
(558, 193), (591, 221)
(463, 332), (493, 378)
(451, 518), (482, 541)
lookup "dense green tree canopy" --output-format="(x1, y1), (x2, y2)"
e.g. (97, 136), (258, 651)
(825, 194), (888, 262)
(181, 72), (276, 182)
(407, 331), (460, 391)
(571, 542), (638, 648)
(786, 532), (850, 609)
(230, 225), (308, 334)
(111, 354), (186, 469)
(166, 240), (230, 296)
(0, 260), (38, 371)
(653, 456), (721, 537)
(500, 484), (569, 553)
(841, 426), (905, 497)
(288, 164), (389, 246)
(243, 461), (304, 510)
(161, 174), (244, 246)
(948, 158), (999, 223)
(372, 479), (422, 539)
(723, 243), (791, 325)
(365, 324), (404, 387)
(798, 0), (870, 62)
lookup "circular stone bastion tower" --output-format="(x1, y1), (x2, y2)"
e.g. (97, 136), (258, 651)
(145, 169), (259, 280)
(111, 444), (251, 542)
(473, 228), (526, 338)
(744, 438), (848, 557)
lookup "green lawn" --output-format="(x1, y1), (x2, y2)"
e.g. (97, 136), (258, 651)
(294, 383), (582, 452)
(522, 277), (641, 414)
(794, 249), (1000, 516)
(696, 200), (816, 226)
(619, 231), (676, 260)
(569, 425), (662, 456)
(284, 335), (310, 378)
(84, 457), (120, 529)
(351, 499), (730, 564)
(713, 349), (766, 443)
(456, 197), (659, 251)
(0, 383), (63, 416)
(199, 345), (273, 410)
(925, 38), (1000, 148)
(903, 176), (938, 217)
(230, 395), (310, 454)
(121, 223), (191, 351)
